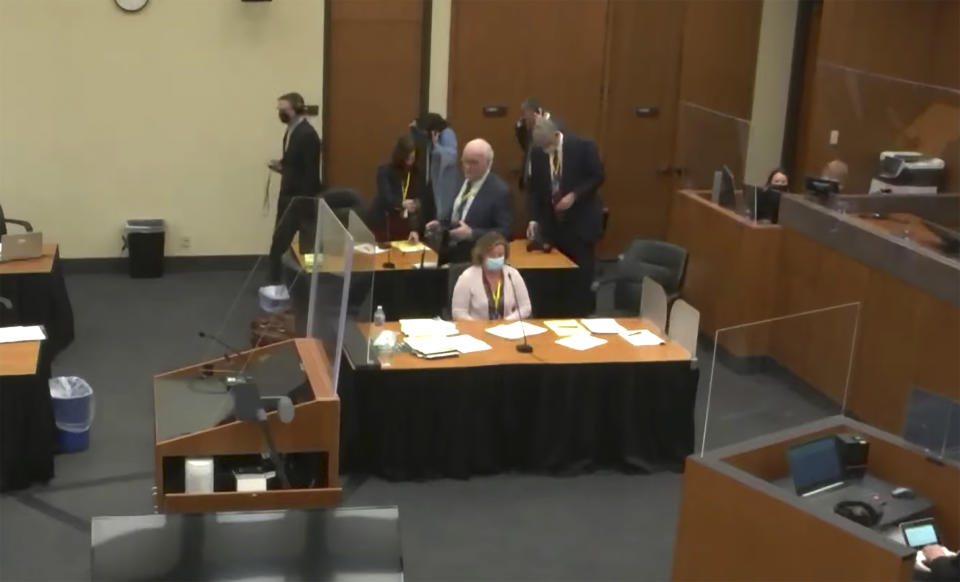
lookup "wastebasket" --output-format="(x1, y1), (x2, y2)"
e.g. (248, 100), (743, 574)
(49, 376), (95, 453)
(123, 219), (165, 278)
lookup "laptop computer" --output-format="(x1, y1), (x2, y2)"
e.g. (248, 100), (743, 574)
(0, 232), (43, 262)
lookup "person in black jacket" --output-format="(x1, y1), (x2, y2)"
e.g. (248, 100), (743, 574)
(267, 92), (322, 284)
(369, 135), (434, 243)
(527, 117), (604, 314)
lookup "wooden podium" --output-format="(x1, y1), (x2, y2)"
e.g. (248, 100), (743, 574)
(153, 338), (341, 513)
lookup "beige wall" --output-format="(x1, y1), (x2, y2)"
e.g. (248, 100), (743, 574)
(744, 0), (799, 185)
(0, 0), (324, 258)
(428, 0), (452, 116)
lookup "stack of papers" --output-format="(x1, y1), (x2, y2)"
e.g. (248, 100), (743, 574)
(544, 320), (589, 336)
(580, 318), (628, 334)
(399, 318), (459, 337)
(556, 334), (607, 351)
(486, 321), (548, 340)
(0, 325), (46, 344)
(391, 240), (429, 254)
(619, 329), (665, 346)
(404, 334), (492, 355)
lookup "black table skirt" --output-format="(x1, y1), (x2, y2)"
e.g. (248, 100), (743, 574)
(0, 249), (75, 355)
(0, 342), (56, 492)
(372, 266), (581, 319)
(339, 360), (699, 480)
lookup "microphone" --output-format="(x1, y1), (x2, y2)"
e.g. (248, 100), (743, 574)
(382, 210), (396, 269)
(198, 331), (244, 361)
(508, 273), (533, 353)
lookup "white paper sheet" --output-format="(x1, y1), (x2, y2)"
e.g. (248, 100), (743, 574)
(485, 321), (548, 340)
(619, 329), (665, 346)
(447, 334), (493, 353)
(580, 318), (628, 334)
(544, 319), (589, 336)
(399, 318), (459, 337)
(354, 243), (388, 255)
(411, 262), (439, 269)
(0, 325), (46, 344)
(555, 334), (607, 351)
(404, 335), (460, 355)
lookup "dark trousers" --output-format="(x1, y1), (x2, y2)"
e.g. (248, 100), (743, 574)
(269, 195), (314, 284)
(555, 229), (596, 316)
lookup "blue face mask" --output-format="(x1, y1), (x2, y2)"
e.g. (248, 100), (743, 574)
(485, 256), (505, 271)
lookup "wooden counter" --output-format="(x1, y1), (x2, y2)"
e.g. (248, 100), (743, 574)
(0, 341), (41, 376)
(666, 190), (781, 356)
(0, 243), (57, 275)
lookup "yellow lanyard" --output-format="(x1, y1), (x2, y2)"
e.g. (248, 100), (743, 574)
(550, 151), (561, 177)
(492, 280), (502, 311)
(401, 172), (411, 202)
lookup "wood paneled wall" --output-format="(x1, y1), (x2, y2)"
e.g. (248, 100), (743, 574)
(673, 0), (763, 191)
(795, 0), (960, 192)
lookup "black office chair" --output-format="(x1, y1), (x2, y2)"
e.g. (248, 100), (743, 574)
(443, 262), (471, 320)
(0, 203), (34, 237)
(593, 239), (688, 316)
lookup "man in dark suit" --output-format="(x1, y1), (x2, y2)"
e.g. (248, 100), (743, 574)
(267, 92), (322, 284)
(427, 138), (512, 264)
(527, 118), (604, 314)
(514, 97), (556, 190)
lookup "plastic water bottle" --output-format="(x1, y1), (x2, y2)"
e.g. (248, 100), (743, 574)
(373, 305), (386, 327)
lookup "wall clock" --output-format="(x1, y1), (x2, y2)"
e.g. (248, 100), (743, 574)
(115, 0), (149, 13)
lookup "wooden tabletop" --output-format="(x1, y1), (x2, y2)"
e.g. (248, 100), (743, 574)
(367, 317), (690, 370)
(853, 212), (945, 251)
(292, 239), (576, 272)
(0, 341), (41, 376)
(0, 243), (57, 275)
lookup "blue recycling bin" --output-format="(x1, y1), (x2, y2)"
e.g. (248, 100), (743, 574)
(49, 377), (94, 453)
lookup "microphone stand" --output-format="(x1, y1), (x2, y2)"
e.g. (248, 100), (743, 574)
(508, 273), (533, 353)
(382, 210), (396, 269)
(419, 245), (427, 269)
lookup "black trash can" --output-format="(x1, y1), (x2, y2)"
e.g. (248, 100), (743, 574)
(123, 219), (165, 278)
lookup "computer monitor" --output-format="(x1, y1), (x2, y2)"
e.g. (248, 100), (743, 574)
(805, 176), (839, 202)
(755, 187), (783, 223)
(712, 165), (736, 209)
(787, 435), (845, 496)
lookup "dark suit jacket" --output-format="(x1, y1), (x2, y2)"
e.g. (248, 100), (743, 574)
(279, 120), (323, 198)
(528, 133), (604, 243)
(369, 163), (435, 235)
(443, 172), (513, 262)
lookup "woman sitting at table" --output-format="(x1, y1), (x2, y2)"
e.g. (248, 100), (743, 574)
(369, 135), (434, 242)
(452, 232), (532, 321)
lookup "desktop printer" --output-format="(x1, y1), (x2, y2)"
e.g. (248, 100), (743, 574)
(869, 151), (944, 195)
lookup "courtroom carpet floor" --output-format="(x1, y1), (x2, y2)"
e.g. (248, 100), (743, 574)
(0, 266), (837, 582)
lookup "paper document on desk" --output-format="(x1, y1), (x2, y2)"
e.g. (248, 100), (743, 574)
(556, 334), (607, 351)
(580, 318), (628, 334)
(0, 325), (46, 344)
(544, 319), (589, 336)
(354, 243), (388, 255)
(404, 335), (460, 355)
(447, 334), (492, 353)
(619, 329), (665, 346)
(399, 318), (459, 337)
(485, 321), (548, 340)
(391, 240), (429, 253)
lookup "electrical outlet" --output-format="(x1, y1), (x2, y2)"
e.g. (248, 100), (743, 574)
(180, 236), (191, 250)
(829, 130), (839, 146)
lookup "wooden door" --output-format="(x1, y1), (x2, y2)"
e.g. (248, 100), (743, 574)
(598, 1), (685, 254)
(447, 0), (609, 235)
(324, 0), (424, 202)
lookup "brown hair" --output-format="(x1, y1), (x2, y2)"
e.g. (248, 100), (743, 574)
(391, 134), (416, 169)
(471, 232), (509, 266)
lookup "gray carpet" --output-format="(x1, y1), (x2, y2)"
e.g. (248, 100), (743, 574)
(0, 265), (836, 581)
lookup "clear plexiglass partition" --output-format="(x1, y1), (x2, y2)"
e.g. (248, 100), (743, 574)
(698, 302), (861, 455)
(156, 196), (355, 443)
(902, 387), (960, 462)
